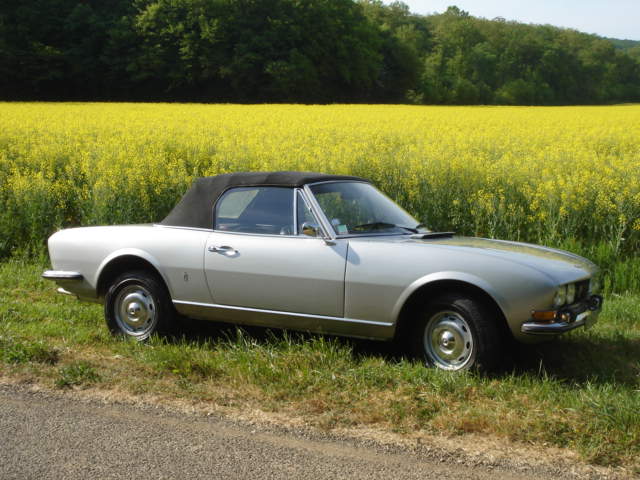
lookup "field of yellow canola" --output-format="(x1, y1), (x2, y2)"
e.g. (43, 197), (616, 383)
(1, 103), (639, 290)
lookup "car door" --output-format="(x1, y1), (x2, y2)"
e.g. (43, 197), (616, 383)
(204, 187), (348, 317)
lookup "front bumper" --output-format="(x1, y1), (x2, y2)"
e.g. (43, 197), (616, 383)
(521, 295), (603, 335)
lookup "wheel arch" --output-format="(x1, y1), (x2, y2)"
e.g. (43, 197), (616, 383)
(96, 250), (172, 299)
(392, 273), (511, 342)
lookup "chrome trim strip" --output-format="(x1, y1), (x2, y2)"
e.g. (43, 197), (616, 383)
(209, 230), (319, 239)
(296, 188), (325, 237)
(42, 270), (83, 281)
(303, 184), (336, 241)
(293, 187), (299, 235)
(172, 300), (393, 327)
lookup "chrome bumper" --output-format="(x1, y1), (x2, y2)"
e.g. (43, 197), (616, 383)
(521, 295), (602, 335)
(42, 270), (83, 297)
(42, 270), (83, 281)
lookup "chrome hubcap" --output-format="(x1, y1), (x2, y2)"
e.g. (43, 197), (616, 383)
(114, 285), (156, 336)
(424, 311), (474, 370)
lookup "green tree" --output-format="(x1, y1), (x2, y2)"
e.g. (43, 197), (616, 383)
(1, 0), (639, 104)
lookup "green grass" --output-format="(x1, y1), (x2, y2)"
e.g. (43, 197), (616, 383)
(0, 336), (59, 365)
(55, 361), (101, 388)
(0, 260), (639, 470)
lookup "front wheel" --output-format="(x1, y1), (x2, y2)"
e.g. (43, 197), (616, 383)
(104, 270), (174, 341)
(410, 293), (503, 371)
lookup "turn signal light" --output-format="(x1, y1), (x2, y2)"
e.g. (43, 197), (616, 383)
(530, 310), (557, 322)
(531, 310), (573, 323)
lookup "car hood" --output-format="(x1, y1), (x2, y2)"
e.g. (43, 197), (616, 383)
(348, 235), (598, 283)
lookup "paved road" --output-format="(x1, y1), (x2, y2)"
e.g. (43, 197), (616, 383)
(0, 386), (587, 480)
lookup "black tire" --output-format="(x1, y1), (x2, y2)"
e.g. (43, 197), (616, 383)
(104, 270), (175, 341)
(410, 292), (503, 372)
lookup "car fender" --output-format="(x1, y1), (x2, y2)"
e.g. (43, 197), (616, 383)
(391, 271), (512, 324)
(95, 248), (174, 297)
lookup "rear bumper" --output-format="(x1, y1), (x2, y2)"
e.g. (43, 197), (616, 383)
(42, 270), (83, 281)
(42, 270), (99, 303)
(42, 270), (84, 299)
(521, 295), (603, 335)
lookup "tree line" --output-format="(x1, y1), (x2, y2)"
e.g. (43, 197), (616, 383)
(1, 0), (639, 104)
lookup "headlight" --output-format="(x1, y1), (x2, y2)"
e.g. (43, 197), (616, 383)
(553, 285), (567, 308)
(566, 283), (576, 305)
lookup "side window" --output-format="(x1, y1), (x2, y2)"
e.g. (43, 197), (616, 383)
(217, 188), (258, 219)
(296, 191), (321, 235)
(215, 187), (294, 235)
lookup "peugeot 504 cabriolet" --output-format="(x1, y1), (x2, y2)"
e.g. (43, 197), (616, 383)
(43, 171), (602, 370)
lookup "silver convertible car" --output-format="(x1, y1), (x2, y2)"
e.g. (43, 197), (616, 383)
(43, 171), (603, 371)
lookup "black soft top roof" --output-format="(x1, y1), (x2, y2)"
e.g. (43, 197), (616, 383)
(160, 171), (368, 229)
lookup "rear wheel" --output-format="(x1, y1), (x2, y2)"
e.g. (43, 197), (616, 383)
(104, 270), (174, 341)
(410, 293), (503, 371)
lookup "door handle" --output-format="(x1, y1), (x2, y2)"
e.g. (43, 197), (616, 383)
(208, 245), (237, 255)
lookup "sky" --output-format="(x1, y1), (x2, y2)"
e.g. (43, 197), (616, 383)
(386, 1), (640, 41)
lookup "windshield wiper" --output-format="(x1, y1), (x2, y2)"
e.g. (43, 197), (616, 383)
(351, 222), (419, 233)
(411, 231), (455, 239)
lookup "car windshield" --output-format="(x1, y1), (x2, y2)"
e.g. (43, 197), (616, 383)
(309, 182), (424, 236)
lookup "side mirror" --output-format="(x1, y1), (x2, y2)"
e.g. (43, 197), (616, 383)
(301, 222), (320, 237)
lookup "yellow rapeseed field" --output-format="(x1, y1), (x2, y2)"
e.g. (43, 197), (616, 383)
(1, 102), (639, 288)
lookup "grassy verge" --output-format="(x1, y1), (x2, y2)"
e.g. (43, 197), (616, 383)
(0, 260), (639, 470)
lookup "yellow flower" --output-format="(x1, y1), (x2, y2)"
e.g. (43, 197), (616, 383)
(0, 102), (638, 255)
